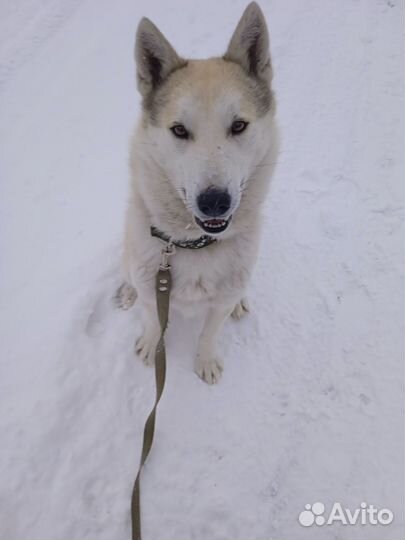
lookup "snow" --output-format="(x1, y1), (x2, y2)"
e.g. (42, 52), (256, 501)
(0, 0), (404, 539)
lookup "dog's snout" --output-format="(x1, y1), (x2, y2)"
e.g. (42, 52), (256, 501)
(197, 187), (231, 217)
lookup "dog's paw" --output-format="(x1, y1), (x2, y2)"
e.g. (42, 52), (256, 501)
(231, 297), (250, 320)
(195, 354), (223, 385)
(135, 333), (157, 366)
(114, 282), (137, 310)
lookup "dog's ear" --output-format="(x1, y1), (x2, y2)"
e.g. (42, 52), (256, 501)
(224, 2), (272, 82)
(135, 18), (186, 97)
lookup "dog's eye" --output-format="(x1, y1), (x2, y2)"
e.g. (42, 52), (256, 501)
(231, 120), (249, 135)
(170, 124), (189, 139)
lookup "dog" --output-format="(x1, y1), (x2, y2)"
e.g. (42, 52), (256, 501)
(116, 1), (279, 384)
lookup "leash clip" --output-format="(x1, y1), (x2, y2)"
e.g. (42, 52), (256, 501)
(160, 242), (176, 270)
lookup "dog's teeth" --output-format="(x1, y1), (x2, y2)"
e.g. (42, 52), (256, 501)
(205, 221), (225, 228)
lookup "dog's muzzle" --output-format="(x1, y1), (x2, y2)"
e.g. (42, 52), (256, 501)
(194, 216), (232, 234)
(195, 187), (232, 234)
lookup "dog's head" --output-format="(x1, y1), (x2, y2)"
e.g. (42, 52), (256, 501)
(134, 2), (276, 236)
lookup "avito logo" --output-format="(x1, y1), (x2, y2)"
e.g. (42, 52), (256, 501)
(298, 502), (394, 527)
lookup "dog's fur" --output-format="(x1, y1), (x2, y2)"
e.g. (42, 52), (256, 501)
(118, 2), (279, 384)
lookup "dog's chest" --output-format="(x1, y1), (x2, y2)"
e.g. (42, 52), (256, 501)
(169, 244), (251, 306)
(172, 267), (213, 303)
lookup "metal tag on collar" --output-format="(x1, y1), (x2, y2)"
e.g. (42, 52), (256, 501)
(160, 241), (176, 270)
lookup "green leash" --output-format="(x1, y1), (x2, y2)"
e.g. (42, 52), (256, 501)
(131, 242), (175, 540)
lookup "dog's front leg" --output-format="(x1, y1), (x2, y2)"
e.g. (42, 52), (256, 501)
(135, 299), (160, 366)
(196, 305), (233, 384)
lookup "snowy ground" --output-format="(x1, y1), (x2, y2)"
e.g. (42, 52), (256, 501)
(1, 1), (404, 539)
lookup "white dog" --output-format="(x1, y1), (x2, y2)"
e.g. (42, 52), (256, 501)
(117, 2), (279, 384)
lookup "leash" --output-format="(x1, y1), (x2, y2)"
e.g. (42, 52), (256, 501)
(130, 227), (217, 539)
(131, 241), (175, 540)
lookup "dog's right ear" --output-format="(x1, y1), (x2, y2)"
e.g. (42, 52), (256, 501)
(224, 2), (272, 82)
(135, 18), (186, 97)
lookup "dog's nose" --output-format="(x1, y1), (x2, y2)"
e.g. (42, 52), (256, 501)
(197, 188), (231, 217)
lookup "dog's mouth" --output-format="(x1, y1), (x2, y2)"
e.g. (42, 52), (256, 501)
(195, 216), (232, 234)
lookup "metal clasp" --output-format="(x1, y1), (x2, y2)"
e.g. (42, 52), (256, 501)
(160, 242), (176, 270)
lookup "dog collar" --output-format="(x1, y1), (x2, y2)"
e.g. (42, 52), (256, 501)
(151, 226), (217, 249)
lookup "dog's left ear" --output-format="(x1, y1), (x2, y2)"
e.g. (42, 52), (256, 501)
(224, 2), (272, 82)
(135, 17), (186, 97)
